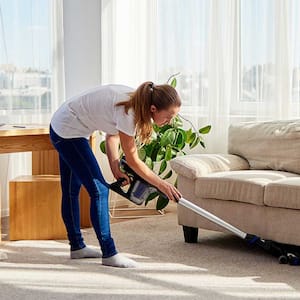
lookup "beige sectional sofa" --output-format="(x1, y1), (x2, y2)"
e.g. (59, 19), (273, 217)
(170, 119), (300, 246)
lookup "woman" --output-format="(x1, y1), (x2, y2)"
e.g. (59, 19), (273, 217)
(50, 81), (182, 268)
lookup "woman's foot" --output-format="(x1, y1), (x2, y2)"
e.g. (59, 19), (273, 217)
(71, 246), (102, 259)
(102, 253), (138, 268)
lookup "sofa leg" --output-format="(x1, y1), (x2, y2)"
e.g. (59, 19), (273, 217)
(183, 226), (198, 243)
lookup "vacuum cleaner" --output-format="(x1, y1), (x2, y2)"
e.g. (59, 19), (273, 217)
(110, 158), (300, 265)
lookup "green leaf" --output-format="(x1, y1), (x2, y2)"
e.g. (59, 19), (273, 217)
(144, 142), (155, 157)
(170, 77), (177, 88)
(178, 128), (187, 139)
(188, 132), (196, 146)
(200, 140), (206, 148)
(138, 147), (146, 161)
(156, 147), (166, 161)
(156, 195), (169, 210)
(159, 160), (167, 175)
(171, 147), (180, 153)
(175, 130), (186, 149)
(150, 144), (161, 161)
(145, 157), (154, 169)
(199, 125), (211, 134)
(163, 170), (172, 179)
(165, 146), (172, 161)
(145, 192), (159, 206)
(160, 129), (176, 147)
(185, 128), (193, 143)
(100, 141), (106, 154)
(166, 72), (180, 85)
(172, 115), (183, 127)
(190, 136), (200, 149)
(159, 124), (172, 134)
(153, 124), (160, 132)
(171, 149), (178, 156)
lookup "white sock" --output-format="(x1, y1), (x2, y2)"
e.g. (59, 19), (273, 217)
(71, 246), (102, 259)
(102, 253), (138, 268)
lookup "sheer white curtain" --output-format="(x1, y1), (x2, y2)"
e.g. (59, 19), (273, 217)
(0, 0), (64, 216)
(205, 0), (238, 152)
(101, 0), (157, 86)
(239, 0), (300, 120)
(51, 0), (65, 112)
(102, 0), (300, 152)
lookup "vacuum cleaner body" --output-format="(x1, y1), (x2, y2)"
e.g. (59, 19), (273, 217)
(110, 158), (168, 206)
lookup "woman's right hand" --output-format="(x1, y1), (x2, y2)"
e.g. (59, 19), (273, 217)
(158, 180), (182, 202)
(111, 160), (130, 186)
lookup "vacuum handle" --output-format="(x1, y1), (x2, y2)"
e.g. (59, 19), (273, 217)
(178, 198), (247, 239)
(120, 158), (144, 180)
(109, 178), (131, 200)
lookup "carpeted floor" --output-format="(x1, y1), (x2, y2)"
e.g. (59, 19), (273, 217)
(0, 203), (300, 300)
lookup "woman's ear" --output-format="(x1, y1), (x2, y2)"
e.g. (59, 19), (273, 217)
(150, 105), (157, 113)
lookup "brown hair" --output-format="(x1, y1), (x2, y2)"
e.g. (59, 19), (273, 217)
(116, 81), (181, 143)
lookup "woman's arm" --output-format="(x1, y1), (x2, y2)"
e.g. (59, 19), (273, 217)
(105, 134), (130, 183)
(119, 131), (181, 202)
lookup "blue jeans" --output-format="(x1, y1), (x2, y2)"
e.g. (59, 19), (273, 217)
(49, 125), (117, 258)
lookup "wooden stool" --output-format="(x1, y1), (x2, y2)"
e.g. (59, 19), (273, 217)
(9, 175), (67, 240)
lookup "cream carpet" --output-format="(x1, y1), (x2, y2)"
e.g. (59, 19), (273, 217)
(0, 204), (300, 300)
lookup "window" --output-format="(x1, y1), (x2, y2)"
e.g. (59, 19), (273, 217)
(157, 0), (209, 113)
(240, 0), (300, 105)
(0, 0), (52, 115)
(240, 0), (275, 103)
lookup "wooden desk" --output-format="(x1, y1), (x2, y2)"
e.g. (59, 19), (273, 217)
(0, 124), (59, 175)
(0, 124), (93, 239)
(0, 125), (53, 153)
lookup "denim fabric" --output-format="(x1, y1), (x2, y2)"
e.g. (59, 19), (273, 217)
(49, 125), (117, 258)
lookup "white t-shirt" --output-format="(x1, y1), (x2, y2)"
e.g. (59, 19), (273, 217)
(50, 84), (136, 138)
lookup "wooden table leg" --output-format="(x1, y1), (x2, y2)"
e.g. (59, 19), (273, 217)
(32, 150), (60, 175)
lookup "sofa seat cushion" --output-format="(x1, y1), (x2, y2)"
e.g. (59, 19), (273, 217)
(195, 170), (297, 206)
(264, 177), (300, 209)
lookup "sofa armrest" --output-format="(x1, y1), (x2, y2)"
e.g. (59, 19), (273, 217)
(170, 154), (250, 180)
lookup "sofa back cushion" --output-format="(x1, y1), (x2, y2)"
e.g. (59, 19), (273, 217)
(228, 119), (300, 174)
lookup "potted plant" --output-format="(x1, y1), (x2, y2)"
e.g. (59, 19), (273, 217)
(100, 75), (211, 210)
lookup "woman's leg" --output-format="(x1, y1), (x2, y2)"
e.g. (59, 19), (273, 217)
(51, 136), (117, 257)
(59, 154), (102, 258)
(58, 155), (84, 250)
(50, 126), (137, 267)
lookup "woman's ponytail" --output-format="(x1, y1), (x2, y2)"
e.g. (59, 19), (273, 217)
(116, 81), (181, 143)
